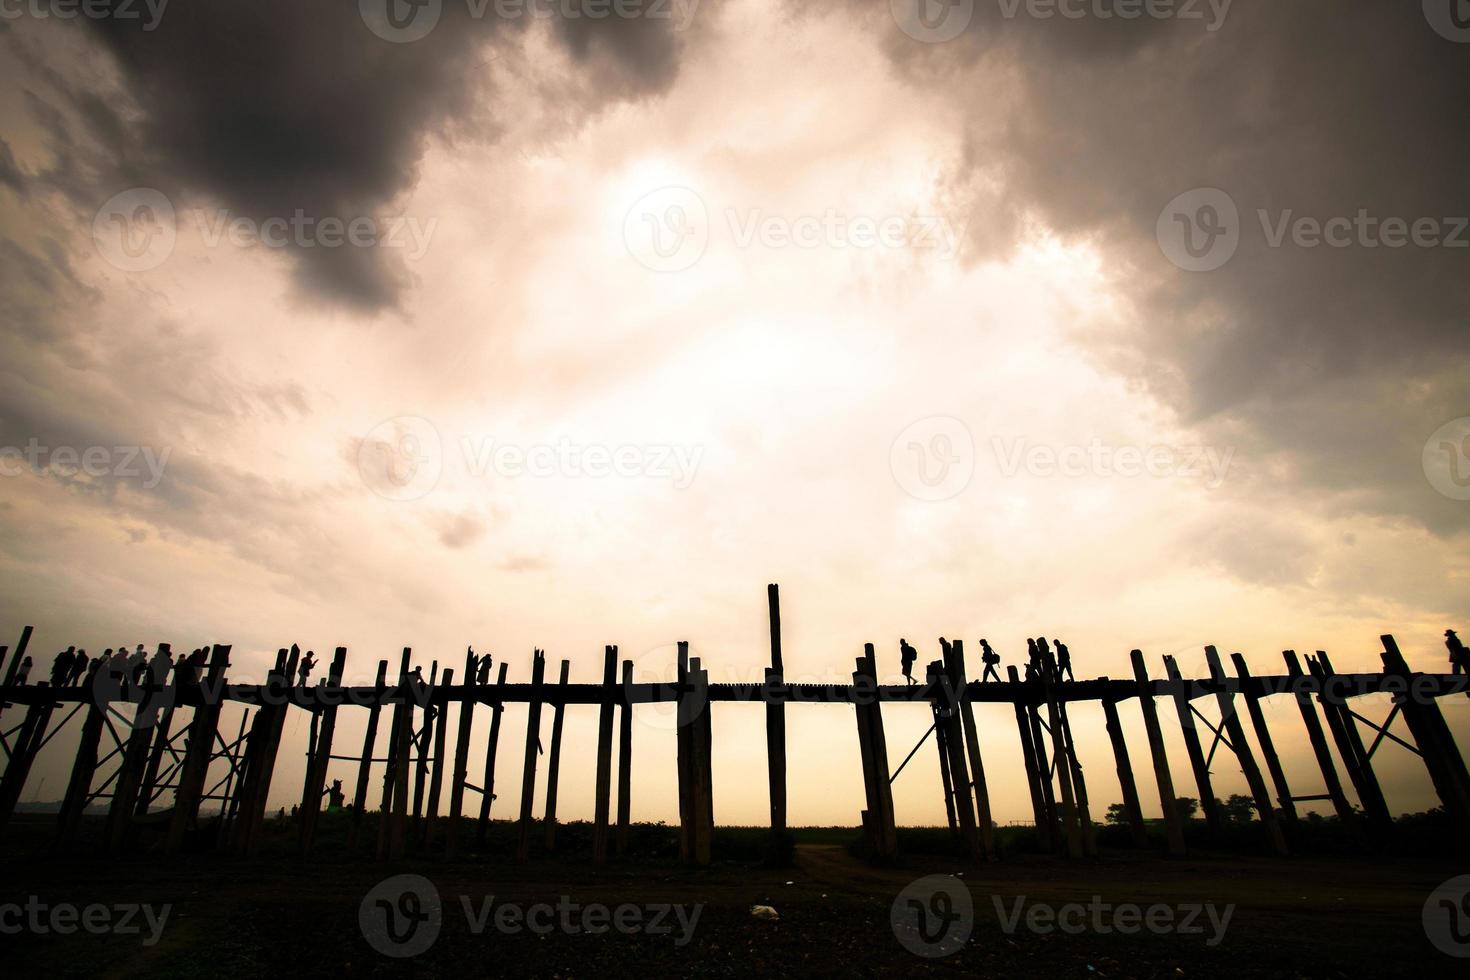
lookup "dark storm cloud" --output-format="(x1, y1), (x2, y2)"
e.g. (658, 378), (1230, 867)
(872, 1), (1470, 532)
(66, 1), (684, 310)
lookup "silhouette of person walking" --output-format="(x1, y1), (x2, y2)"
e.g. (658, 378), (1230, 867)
(899, 639), (918, 685)
(1448, 629), (1469, 676)
(1056, 640), (1075, 683)
(298, 650), (317, 687)
(477, 653), (493, 685)
(15, 655), (32, 685)
(50, 647), (75, 687)
(980, 639), (1001, 683)
(68, 649), (89, 686)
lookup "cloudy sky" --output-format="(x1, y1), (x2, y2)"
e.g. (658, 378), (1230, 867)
(1, 1), (1467, 827)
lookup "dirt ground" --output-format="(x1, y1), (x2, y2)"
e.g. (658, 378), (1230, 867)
(2, 820), (1467, 978)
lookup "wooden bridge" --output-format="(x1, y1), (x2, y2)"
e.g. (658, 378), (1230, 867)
(1, 585), (1466, 865)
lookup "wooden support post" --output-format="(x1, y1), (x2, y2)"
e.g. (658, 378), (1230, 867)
(349, 660), (388, 851)
(931, 656), (980, 857)
(55, 698), (107, 849)
(1037, 647), (1083, 858)
(1163, 654), (1222, 835)
(1380, 636), (1470, 824)
(1131, 650), (1187, 855)
(1008, 666), (1053, 851)
(219, 710), (251, 841)
(676, 641), (694, 862)
(687, 657), (714, 866)
(946, 641), (996, 860)
(1230, 653), (1297, 825)
(0, 696), (54, 831)
(242, 647), (297, 856)
(765, 584), (787, 840)
(931, 674), (958, 835)
(1204, 646), (1288, 855)
(136, 667), (182, 816)
(105, 695), (160, 854)
(516, 650), (546, 862)
(167, 644), (230, 853)
(446, 650), (477, 858)
(1310, 651), (1393, 838)
(382, 648), (414, 861)
(412, 662), (438, 821)
(1101, 689), (1149, 848)
(1027, 704), (1057, 838)
(424, 668), (453, 848)
(476, 662), (509, 846)
(543, 660), (571, 851)
(617, 659), (633, 857)
(852, 645), (897, 858)
(1281, 650), (1355, 826)
(593, 645), (618, 864)
(300, 647), (347, 856)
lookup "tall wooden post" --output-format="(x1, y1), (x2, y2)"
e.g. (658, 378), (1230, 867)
(765, 584), (788, 839)
(446, 650), (477, 858)
(617, 659), (633, 856)
(1230, 653), (1297, 824)
(1131, 650), (1187, 855)
(676, 641), (694, 862)
(1380, 636), (1470, 824)
(167, 644), (230, 852)
(516, 650), (546, 862)
(0, 696), (55, 831)
(1027, 705), (1057, 837)
(424, 668), (453, 847)
(1281, 650), (1355, 826)
(593, 645), (618, 864)
(412, 662), (438, 821)
(136, 666), (182, 816)
(349, 660), (388, 851)
(686, 657), (714, 865)
(383, 648), (414, 861)
(1163, 654), (1222, 834)
(1008, 666), (1053, 851)
(1037, 651), (1083, 858)
(1310, 651), (1392, 838)
(852, 646), (897, 857)
(946, 641), (996, 860)
(476, 662), (509, 845)
(55, 698), (107, 849)
(1204, 646), (1288, 855)
(1101, 688), (1149, 848)
(300, 647), (347, 856)
(931, 656), (980, 857)
(105, 693), (161, 854)
(543, 659), (571, 851)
